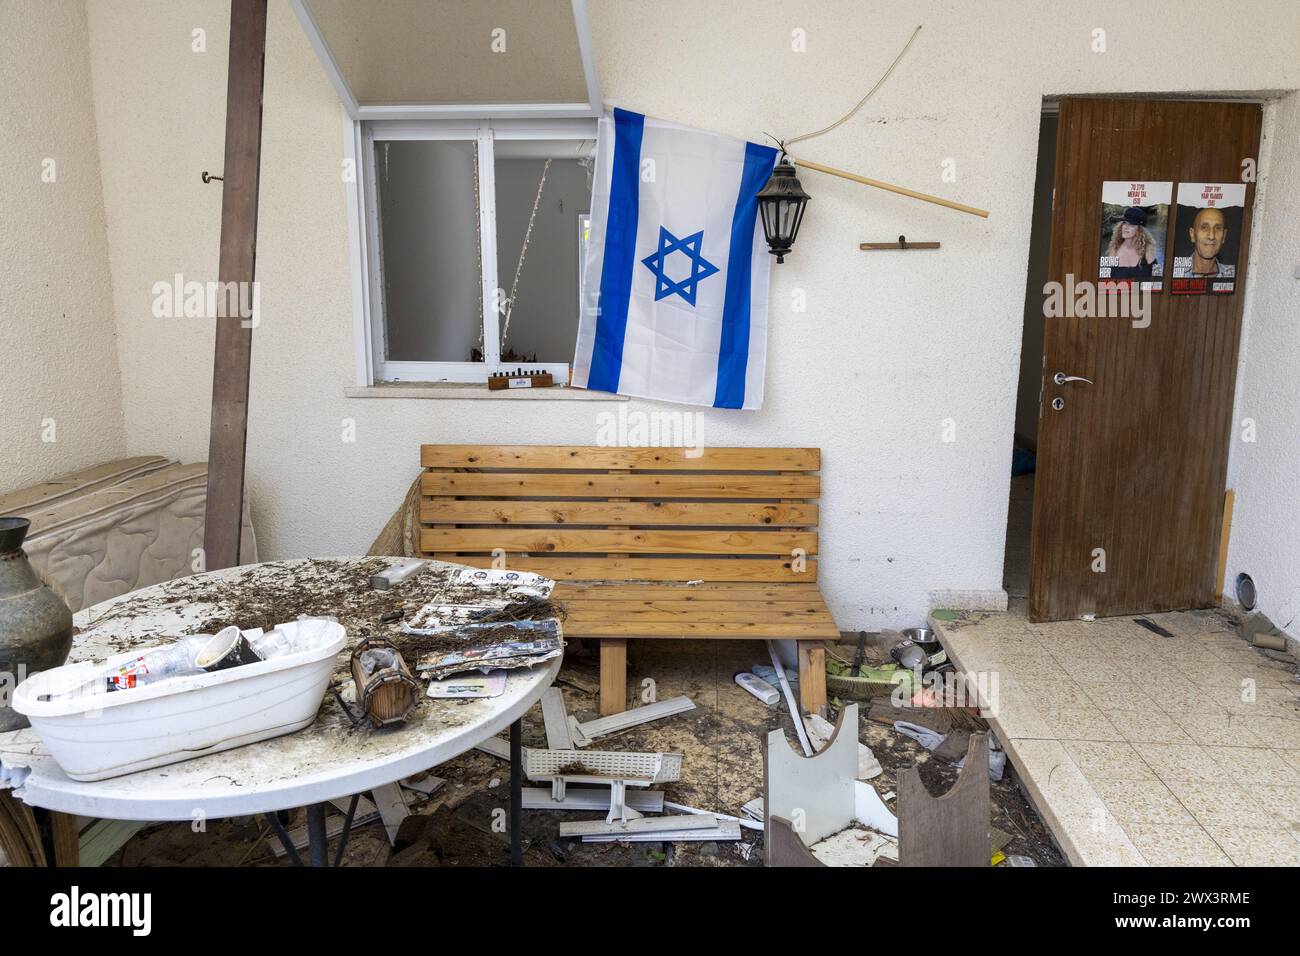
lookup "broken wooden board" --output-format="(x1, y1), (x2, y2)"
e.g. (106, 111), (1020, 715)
(568, 695), (696, 747)
(559, 814), (717, 838)
(899, 731), (990, 867)
(763, 702), (858, 858)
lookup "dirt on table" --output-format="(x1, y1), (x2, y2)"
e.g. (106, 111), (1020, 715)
(106, 627), (1064, 869)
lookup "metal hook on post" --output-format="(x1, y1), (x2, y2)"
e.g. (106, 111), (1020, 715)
(201, 170), (224, 184)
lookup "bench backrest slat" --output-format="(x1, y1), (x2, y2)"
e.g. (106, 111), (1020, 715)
(418, 444), (820, 582)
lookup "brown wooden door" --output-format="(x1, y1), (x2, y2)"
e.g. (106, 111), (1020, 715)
(1029, 99), (1261, 622)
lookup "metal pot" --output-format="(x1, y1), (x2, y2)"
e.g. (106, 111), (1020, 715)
(0, 517), (73, 732)
(902, 626), (940, 652)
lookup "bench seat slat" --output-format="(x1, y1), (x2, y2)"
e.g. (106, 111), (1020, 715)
(438, 555), (813, 582)
(420, 472), (819, 499)
(421, 445), (820, 471)
(565, 603), (835, 623)
(419, 500), (818, 527)
(555, 583), (825, 602)
(561, 619), (840, 639)
(419, 528), (816, 556)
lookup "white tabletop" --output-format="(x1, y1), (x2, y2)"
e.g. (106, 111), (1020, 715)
(0, 558), (559, 820)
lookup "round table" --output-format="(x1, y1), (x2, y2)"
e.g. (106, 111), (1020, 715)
(0, 558), (560, 866)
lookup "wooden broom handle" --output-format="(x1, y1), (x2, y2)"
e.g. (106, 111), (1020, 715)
(794, 158), (990, 219)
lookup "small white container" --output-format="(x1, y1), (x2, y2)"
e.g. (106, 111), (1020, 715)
(13, 620), (347, 781)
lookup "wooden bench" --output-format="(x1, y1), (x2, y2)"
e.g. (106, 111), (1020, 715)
(417, 445), (839, 716)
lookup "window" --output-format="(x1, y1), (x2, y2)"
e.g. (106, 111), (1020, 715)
(361, 119), (597, 384)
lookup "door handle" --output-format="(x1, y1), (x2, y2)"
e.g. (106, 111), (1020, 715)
(1053, 372), (1093, 386)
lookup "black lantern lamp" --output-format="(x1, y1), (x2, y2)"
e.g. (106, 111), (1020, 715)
(756, 154), (810, 263)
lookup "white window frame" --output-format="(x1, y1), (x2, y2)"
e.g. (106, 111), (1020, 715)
(345, 115), (598, 385)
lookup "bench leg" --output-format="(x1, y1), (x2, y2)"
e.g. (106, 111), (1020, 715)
(797, 641), (827, 716)
(599, 639), (628, 716)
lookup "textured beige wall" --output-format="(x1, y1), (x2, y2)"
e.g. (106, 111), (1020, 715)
(0, 0), (126, 494)
(78, 0), (1300, 629)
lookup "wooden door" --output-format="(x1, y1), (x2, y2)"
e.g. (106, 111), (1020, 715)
(1029, 99), (1261, 622)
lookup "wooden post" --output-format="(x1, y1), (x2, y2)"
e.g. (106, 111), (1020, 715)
(797, 640), (827, 715)
(0, 793), (79, 866)
(1215, 490), (1235, 602)
(599, 638), (628, 716)
(203, 0), (268, 571)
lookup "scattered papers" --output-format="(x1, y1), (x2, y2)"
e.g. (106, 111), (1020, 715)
(403, 567), (556, 633)
(416, 633), (563, 680)
(425, 670), (507, 699)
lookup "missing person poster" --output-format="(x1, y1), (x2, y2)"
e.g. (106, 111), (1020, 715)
(1098, 181), (1171, 292)
(1170, 182), (1246, 294)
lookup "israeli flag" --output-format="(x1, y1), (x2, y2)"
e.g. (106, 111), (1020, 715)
(573, 109), (778, 409)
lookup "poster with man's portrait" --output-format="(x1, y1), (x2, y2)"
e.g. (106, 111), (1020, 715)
(1098, 181), (1171, 293)
(1171, 182), (1246, 294)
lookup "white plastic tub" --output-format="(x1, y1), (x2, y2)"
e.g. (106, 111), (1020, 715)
(12, 620), (347, 781)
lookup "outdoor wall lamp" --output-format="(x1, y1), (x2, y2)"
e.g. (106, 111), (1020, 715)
(756, 154), (811, 263)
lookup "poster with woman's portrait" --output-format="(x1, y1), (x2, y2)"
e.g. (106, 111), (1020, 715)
(1098, 181), (1171, 292)
(1170, 182), (1246, 295)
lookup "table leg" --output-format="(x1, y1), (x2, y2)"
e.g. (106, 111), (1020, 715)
(264, 811), (304, 866)
(332, 793), (361, 867)
(510, 717), (522, 867)
(306, 803), (329, 867)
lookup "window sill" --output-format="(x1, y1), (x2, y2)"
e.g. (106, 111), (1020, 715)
(344, 383), (628, 401)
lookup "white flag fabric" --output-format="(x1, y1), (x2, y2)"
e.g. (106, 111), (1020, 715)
(572, 109), (778, 409)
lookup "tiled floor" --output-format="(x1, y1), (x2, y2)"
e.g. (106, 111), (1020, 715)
(936, 608), (1300, 866)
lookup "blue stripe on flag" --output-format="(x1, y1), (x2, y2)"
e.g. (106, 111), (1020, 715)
(586, 108), (645, 393)
(714, 141), (777, 409)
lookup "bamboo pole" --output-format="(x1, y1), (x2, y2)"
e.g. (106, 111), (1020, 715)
(794, 158), (990, 219)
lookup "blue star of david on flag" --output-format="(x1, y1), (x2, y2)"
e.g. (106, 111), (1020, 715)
(640, 226), (719, 306)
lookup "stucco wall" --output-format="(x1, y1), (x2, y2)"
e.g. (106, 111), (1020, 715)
(0, 0), (125, 494)
(1223, 90), (1300, 637)
(77, 0), (1300, 631)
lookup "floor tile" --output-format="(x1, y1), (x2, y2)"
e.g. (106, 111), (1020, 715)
(1123, 823), (1232, 866)
(1017, 679), (1094, 708)
(1243, 716), (1300, 749)
(1145, 683), (1228, 715)
(1205, 826), (1300, 866)
(1039, 706), (1124, 741)
(1092, 778), (1197, 826)
(1064, 740), (1157, 780)
(1081, 681), (1149, 711)
(1131, 742), (1219, 781)
(1250, 785), (1300, 827)
(1172, 712), (1261, 748)
(1162, 778), (1271, 829)
(1107, 708), (1194, 744)
(1203, 746), (1300, 787)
